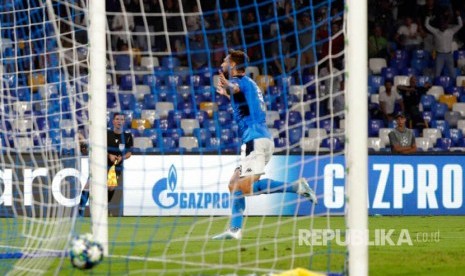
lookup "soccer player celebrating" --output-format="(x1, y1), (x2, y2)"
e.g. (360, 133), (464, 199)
(212, 49), (317, 240)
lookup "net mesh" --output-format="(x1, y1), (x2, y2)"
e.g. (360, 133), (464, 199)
(0, 0), (349, 274)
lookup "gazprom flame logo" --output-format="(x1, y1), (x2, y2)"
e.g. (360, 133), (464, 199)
(152, 164), (229, 209)
(152, 165), (178, 208)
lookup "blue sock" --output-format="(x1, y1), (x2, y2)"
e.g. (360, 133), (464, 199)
(252, 178), (295, 194)
(79, 190), (89, 209)
(230, 190), (245, 229)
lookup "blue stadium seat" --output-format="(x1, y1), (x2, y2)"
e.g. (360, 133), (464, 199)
(203, 119), (219, 135)
(220, 128), (233, 145)
(274, 101), (287, 117)
(435, 137), (451, 151)
(448, 128), (463, 146)
(143, 128), (162, 146)
(435, 76), (453, 89)
(195, 110), (209, 127)
(304, 110), (317, 121)
(153, 118), (169, 131)
(193, 128), (211, 148)
(275, 75), (294, 90)
(188, 75), (202, 88)
(288, 127), (304, 145)
(153, 67), (168, 84)
(389, 58), (408, 71)
(143, 74), (162, 91)
(380, 67), (398, 82)
(417, 75), (432, 87)
(420, 94), (436, 111)
(114, 53), (131, 71)
(412, 49), (431, 61)
(394, 49), (409, 61)
(166, 74), (182, 91)
(177, 85), (192, 100)
(401, 67), (418, 77)
(14, 87), (31, 101)
(431, 120), (450, 137)
(196, 66), (211, 86)
(423, 111), (433, 126)
(214, 94), (230, 110)
(217, 110), (232, 125)
(167, 110), (184, 128)
(35, 117), (49, 131)
(265, 86), (281, 109)
(410, 59), (428, 74)
(273, 119), (286, 132)
(197, 85), (213, 102)
(432, 103), (448, 119)
(287, 111), (302, 126)
(369, 119), (384, 137)
(454, 50), (465, 61)
(163, 128), (183, 142)
(301, 74), (316, 93)
(118, 93), (136, 110)
(368, 75), (385, 92)
(159, 137), (177, 153)
(202, 136), (219, 152)
(120, 74), (133, 90)
(274, 137), (288, 148)
(174, 67), (189, 84)
(319, 118), (336, 133)
(161, 56), (180, 69)
(321, 137), (343, 151)
(446, 86), (464, 98)
(143, 94), (157, 109)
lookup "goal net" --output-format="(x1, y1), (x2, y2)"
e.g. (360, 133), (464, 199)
(0, 0), (367, 274)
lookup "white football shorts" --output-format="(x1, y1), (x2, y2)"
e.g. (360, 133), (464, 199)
(239, 138), (274, 177)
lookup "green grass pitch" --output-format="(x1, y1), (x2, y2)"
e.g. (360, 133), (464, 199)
(6, 216), (465, 275)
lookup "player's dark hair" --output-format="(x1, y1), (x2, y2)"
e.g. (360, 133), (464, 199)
(113, 112), (124, 119)
(228, 49), (248, 73)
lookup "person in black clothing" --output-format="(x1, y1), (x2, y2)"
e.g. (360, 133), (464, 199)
(78, 112), (133, 216)
(106, 112), (133, 202)
(397, 76), (431, 130)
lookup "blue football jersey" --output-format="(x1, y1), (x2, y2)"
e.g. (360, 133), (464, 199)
(229, 75), (271, 143)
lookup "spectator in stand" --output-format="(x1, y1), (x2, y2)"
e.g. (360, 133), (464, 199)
(243, 10), (261, 61)
(146, 0), (166, 51)
(188, 33), (212, 69)
(368, 24), (391, 60)
(186, 4), (208, 38)
(127, 0), (149, 51)
(379, 79), (404, 124)
(395, 16), (424, 50)
(114, 42), (132, 72)
(207, 10), (239, 67)
(320, 22), (344, 69)
(110, 4), (134, 50)
(397, 76), (431, 130)
(328, 79), (345, 119)
(165, 0), (185, 54)
(388, 112), (417, 154)
(425, 11), (463, 79)
(297, 12), (315, 75)
(270, 29), (293, 76)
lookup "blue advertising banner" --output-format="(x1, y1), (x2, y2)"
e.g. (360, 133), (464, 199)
(265, 155), (464, 216)
(123, 154), (465, 216)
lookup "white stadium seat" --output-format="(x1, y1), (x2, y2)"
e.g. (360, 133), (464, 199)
(369, 58), (387, 74)
(179, 136), (199, 151)
(422, 128), (442, 145)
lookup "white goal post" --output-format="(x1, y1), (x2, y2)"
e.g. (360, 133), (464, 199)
(345, 0), (369, 275)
